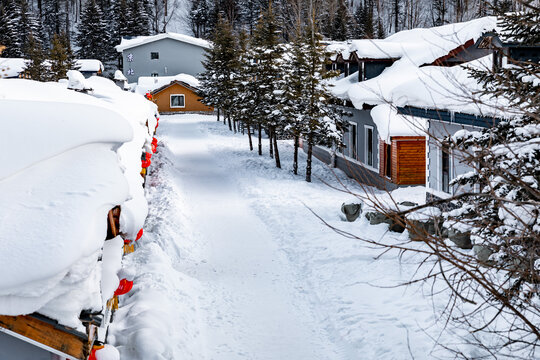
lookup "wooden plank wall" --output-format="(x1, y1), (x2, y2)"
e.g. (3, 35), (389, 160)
(392, 136), (425, 185)
(0, 315), (92, 359)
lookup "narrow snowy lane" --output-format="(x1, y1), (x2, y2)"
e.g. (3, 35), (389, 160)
(160, 116), (340, 360)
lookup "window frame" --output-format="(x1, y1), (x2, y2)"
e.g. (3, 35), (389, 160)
(348, 122), (358, 160)
(364, 125), (374, 168)
(150, 52), (159, 60)
(170, 94), (186, 109)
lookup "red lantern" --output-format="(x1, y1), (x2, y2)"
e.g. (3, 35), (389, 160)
(136, 228), (143, 241)
(145, 153), (152, 160)
(123, 239), (131, 245)
(141, 159), (151, 168)
(152, 137), (158, 146)
(151, 144), (157, 153)
(89, 345), (104, 360)
(114, 279), (133, 296)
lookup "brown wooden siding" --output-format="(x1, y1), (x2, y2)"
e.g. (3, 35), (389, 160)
(152, 83), (213, 113)
(392, 136), (425, 185)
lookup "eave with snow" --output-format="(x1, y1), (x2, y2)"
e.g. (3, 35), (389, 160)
(317, 17), (499, 190)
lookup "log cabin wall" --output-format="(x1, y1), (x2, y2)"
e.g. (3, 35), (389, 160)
(392, 136), (425, 185)
(152, 82), (214, 113)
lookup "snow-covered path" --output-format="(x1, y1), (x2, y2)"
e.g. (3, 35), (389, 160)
(162, 117), (341, 359)
(112, 114), (457, 360)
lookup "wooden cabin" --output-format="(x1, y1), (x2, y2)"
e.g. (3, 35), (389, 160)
(150, 80), (213, 113)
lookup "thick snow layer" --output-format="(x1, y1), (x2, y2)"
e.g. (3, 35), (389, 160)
(112, 114), (477, 359)
(67, 70), (92, 91)
(371, 103), (427, 142)
(95, 345), (120, 360)
(100, 236), (125, 304)
(135, 73), (200, 95)
(0, 58), (26, 78)
(0, 81), (133, 180)
(76, 59), (105, 72)
(86, 76), (158, 239)
(114, 70), (127, 81)
(115, 32), (211, 52)
(0, 144), (129, 321)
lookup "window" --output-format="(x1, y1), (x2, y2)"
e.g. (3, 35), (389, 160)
(349, 123), (357, 160)
(441, 147), (450, 193)
(170, 94), (185, 108)
(151, 72), (158, 77)
(364, 126), (374, 167)
(151, 52), (159, 59)
(384, 143), (392, 178)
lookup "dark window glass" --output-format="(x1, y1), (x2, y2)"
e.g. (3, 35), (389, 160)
(366, 127), (373, 167)
(351, 124), (357, 160)
(385, 143), (392, 177)
(171, 95), (185, 108)
(151, 52), (159, 59)
(442, 148), (450, 193)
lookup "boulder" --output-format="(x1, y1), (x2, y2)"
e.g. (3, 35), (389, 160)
(398, 201), (418, 207)
(408, 218), (441, 241)
(364, 211), (405, 233)
(473, 245), (493, 263)
(341, 202), (362, 222)
(443, 228), (472, 249)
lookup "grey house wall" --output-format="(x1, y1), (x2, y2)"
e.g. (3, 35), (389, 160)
(121, 38), (207, 83)
(309, 106), (398, 190)
(427, 120), (477, 199)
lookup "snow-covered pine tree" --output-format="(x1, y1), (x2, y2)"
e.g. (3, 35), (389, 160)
(189, 0), (210, 38)
(434, 5), (540, 354)
(331, 0), (354, 41)
(49, 32), (77, 81)
(250, 3), (284, 167)
(112, 0), (131, 46)
(230, 30), (255, 148)
(23, 32), (48, 81)
(280, 25), (309, 175)
(76, 0), (110, 62)
(19, 0), (45, 56)
(127, 0), (151, 37)
(300, 20), (344, 182)
(41, 0), (69, 47)
(0, 1), (22, 57)
(199, 15), (237, 129)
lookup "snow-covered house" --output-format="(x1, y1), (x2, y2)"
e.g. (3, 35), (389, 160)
(323, 17), (498, 190)
(0, 58), (28, 79)
(115, 33), (211, 84)
(76, 59), (104, 78)
(0, 76), (158, 360)
(135, 73), (213, 113)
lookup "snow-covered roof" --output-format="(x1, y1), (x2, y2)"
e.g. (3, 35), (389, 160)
(0, 58), (26, 78)
(114, 69), (128, 81)
(327, 17), (500, 139)
(0, 77), (157, 328)
(76, 59), (104, 72)
(115, 32), (211, 52)
(135, 73), (200, 95)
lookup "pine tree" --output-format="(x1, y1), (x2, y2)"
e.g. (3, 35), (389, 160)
(111, 0), (131, 49)
(250, 3), (284, 167)
(19, 0), (44, 56)
(127, 0), (151, 37)
(23, 32), (48, 81)
(331, 0), (353, 41)
(301, 20), (345, 182)
(76, 0), (110, 61)
(0, 1), (22, 57)
(49, 32), (77, 81)
(280, 26), (309, 175)
(430, 6), (540, 353)
(199, 16), (237, 128)
(189, 0), (210, 38)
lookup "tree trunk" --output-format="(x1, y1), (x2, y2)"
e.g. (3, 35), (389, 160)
(258, 123), (262, 156)
(233, 118), (237, 133)
(217, 108), (220, 122)
(306, 138), (313, 183)
(273, 129), (281, 168)
(228, 114), (233, 131)
(293, 135), (299, 175)
(268, 127), (274, 158)
(247, 123), (253, 151)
